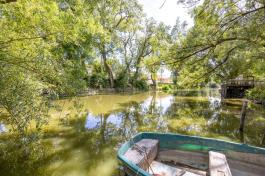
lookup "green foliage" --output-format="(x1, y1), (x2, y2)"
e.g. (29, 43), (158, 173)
(87, 61), (108, 88)
(170, 0), (265, 86)
(0, 0), (100, 133)
(1, 0), (263, 140)
(134, 77), (149, 91)
(88, 73), (108, 89)
(161, 85), (171, 92)
(0, 135), (51, 176)
(0, 70), (49, 134)
(246, 87), (265, 101)
(0, 0), (177, 175)
(114, 70), (130, 89)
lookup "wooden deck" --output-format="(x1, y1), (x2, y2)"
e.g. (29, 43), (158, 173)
(221, 77), (265, 98)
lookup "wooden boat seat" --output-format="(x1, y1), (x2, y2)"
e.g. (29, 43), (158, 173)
(149, 161), (204, 176)
(124, 139), (159, 170)
(209, 151), (232, 176)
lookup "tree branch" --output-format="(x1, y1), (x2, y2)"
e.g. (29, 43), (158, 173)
(158, 36), (249, 66)
(0, 33), (56, 46)
(194, 46), (238, 81)
(159, 0), (167, 9)
(220, 5), (265, 28)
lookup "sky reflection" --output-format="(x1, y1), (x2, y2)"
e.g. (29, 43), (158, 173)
(85, 113), (123, 130)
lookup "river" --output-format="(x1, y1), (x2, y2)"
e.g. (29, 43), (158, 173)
(0, 89), (265, 176)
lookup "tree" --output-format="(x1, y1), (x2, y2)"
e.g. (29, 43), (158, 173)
(132, 19), (156, 84)
(119, 25), (139, 88)
(0, 0), (100, 134)
(117, 18), (171, 90)
(144, 22), (172, 89)
(94, 0), (142, 88)
(167, 0), (265, 86)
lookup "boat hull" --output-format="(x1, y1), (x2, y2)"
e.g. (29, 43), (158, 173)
(117, 132), (265, 176)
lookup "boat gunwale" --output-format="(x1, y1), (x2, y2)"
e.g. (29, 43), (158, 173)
(117, 132), (265, 176)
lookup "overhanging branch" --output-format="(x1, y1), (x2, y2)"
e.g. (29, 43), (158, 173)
(194, 46), (238, 81)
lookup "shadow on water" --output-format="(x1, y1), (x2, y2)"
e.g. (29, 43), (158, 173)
(0, 90), (265, 175)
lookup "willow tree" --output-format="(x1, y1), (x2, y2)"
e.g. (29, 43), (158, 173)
(94, 0), (142, 88)
(145, 22), (172, 89)
(168, 0), (265, 86)
(0, 0), (100, 135)
(118, 18), (156, 88)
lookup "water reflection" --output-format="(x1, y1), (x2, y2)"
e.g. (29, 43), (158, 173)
(85, 113), (123, 129)
(78, 90), (265, 147)
(0, 123), (7, 133)
(208, 96), (221, 109)
(76, 91), (264, 145)
(1, 90), (265, 176)
(207, 112), (219, 125)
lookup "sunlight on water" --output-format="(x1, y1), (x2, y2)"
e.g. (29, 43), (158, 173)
(1, 90), (265, 176)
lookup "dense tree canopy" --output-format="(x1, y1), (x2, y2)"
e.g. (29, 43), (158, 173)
(1, 0), (265, 175)
(167, 0), (265, 86)
(0, 0), (103, 134)
(0, 0), (173, 135)
(1, 0), (265, 136)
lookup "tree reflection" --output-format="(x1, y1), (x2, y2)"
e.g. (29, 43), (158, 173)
(1, 91), (265, 176)
(0, 133), (52, 176)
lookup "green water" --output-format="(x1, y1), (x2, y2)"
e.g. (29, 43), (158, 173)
(0, 90), (265, 176)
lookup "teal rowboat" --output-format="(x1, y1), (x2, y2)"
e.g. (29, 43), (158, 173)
(117, 132), (265, 176)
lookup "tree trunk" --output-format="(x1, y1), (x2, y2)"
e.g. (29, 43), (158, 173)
(133, 57), (141, 86)
(151, 73), (157, 90)
(101, 50), (114, 88)
(149, 92), (157, 114)
(100, 114), (108, 144)
(124, 64), (131, 89)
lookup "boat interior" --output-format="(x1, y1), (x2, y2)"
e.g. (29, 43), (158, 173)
(123, 139), (265, 176)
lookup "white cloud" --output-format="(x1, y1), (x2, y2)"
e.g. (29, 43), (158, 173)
(138, 0), (195, 78)
(138, 0), (194, 27)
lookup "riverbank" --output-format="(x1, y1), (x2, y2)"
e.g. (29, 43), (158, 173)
(59, 88), (150, 98)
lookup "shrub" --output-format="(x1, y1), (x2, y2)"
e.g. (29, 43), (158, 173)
(134, 78), (148, 91)
(208, 82), (219, 88)
(114, 71), (129, 89)
(161, 85), (170, 92)
(88, 73), (108, 88)
(246, 87), (265, 101)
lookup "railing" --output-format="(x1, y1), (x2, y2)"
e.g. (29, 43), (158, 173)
(254, 80), (265, 87)
(223, 78), (265, 87)
(225, 79), (254, 87)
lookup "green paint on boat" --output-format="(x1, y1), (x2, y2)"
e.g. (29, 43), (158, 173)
(178, 144), (210, 151)
(118, 132), (265, 176)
